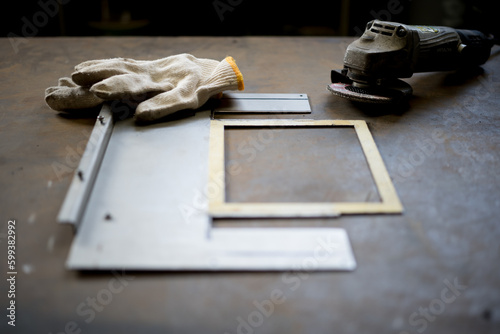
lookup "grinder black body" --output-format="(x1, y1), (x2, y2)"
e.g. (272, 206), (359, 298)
(328, 20), (494, 104)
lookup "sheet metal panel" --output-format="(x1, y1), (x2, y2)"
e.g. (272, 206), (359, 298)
(64, 106), (356, 271)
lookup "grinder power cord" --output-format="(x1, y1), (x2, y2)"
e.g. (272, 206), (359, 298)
(329, 20), (498, 104)
(45, 54), (244, 122)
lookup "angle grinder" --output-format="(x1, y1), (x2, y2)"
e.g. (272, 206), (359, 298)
(328, 20), (497, 104)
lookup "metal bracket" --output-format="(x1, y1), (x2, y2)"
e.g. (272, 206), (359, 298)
(57, 105), (114, 228)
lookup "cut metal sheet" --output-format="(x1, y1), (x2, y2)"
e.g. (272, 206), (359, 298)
(63, 105), (356, 271)
(208, 119), (403, 218)
(215, 93), (311, 113)
(68, 225), (356, 271)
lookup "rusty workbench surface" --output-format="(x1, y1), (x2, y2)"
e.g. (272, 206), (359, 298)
(0, 37), (499, 334)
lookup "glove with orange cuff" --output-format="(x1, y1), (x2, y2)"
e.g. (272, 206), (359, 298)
(45, 54), (244, 122)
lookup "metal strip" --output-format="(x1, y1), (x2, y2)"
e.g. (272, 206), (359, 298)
(208, 120), (226, 206)
(57, 104), (114, 227)
(215, 93), (311, 113)
(221, 93), (309, 100)
(354, 121), (403, 212)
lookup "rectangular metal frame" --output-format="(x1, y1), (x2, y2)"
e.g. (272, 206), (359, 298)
(208, 119), (403, 218)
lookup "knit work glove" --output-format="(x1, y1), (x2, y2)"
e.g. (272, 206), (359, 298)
(45, 54), (244, 122)
(45, 77), (104, 111)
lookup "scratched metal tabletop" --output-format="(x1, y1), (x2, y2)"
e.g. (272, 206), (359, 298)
(0, 36), (499, 334)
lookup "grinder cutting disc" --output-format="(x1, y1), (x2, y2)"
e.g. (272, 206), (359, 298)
(327, 79), (413, 104)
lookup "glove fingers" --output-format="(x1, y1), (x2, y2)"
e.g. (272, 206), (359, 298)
(90, 73), (174, 101)
(134, 87), (199, 122)
(72, 58), (145, 87)
(45, 86), (60, 95)
(74, 58), (113, 71)
(58, 77), (78, 88)
(74, 57), (148, 71)
(45, 77), (80, 92)
(45, 86), (103, 111)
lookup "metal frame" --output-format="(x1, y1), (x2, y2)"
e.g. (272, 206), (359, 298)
(208, 119), (403, 218)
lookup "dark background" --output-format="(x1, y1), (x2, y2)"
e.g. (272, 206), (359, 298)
(2, 0), (499, 38)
